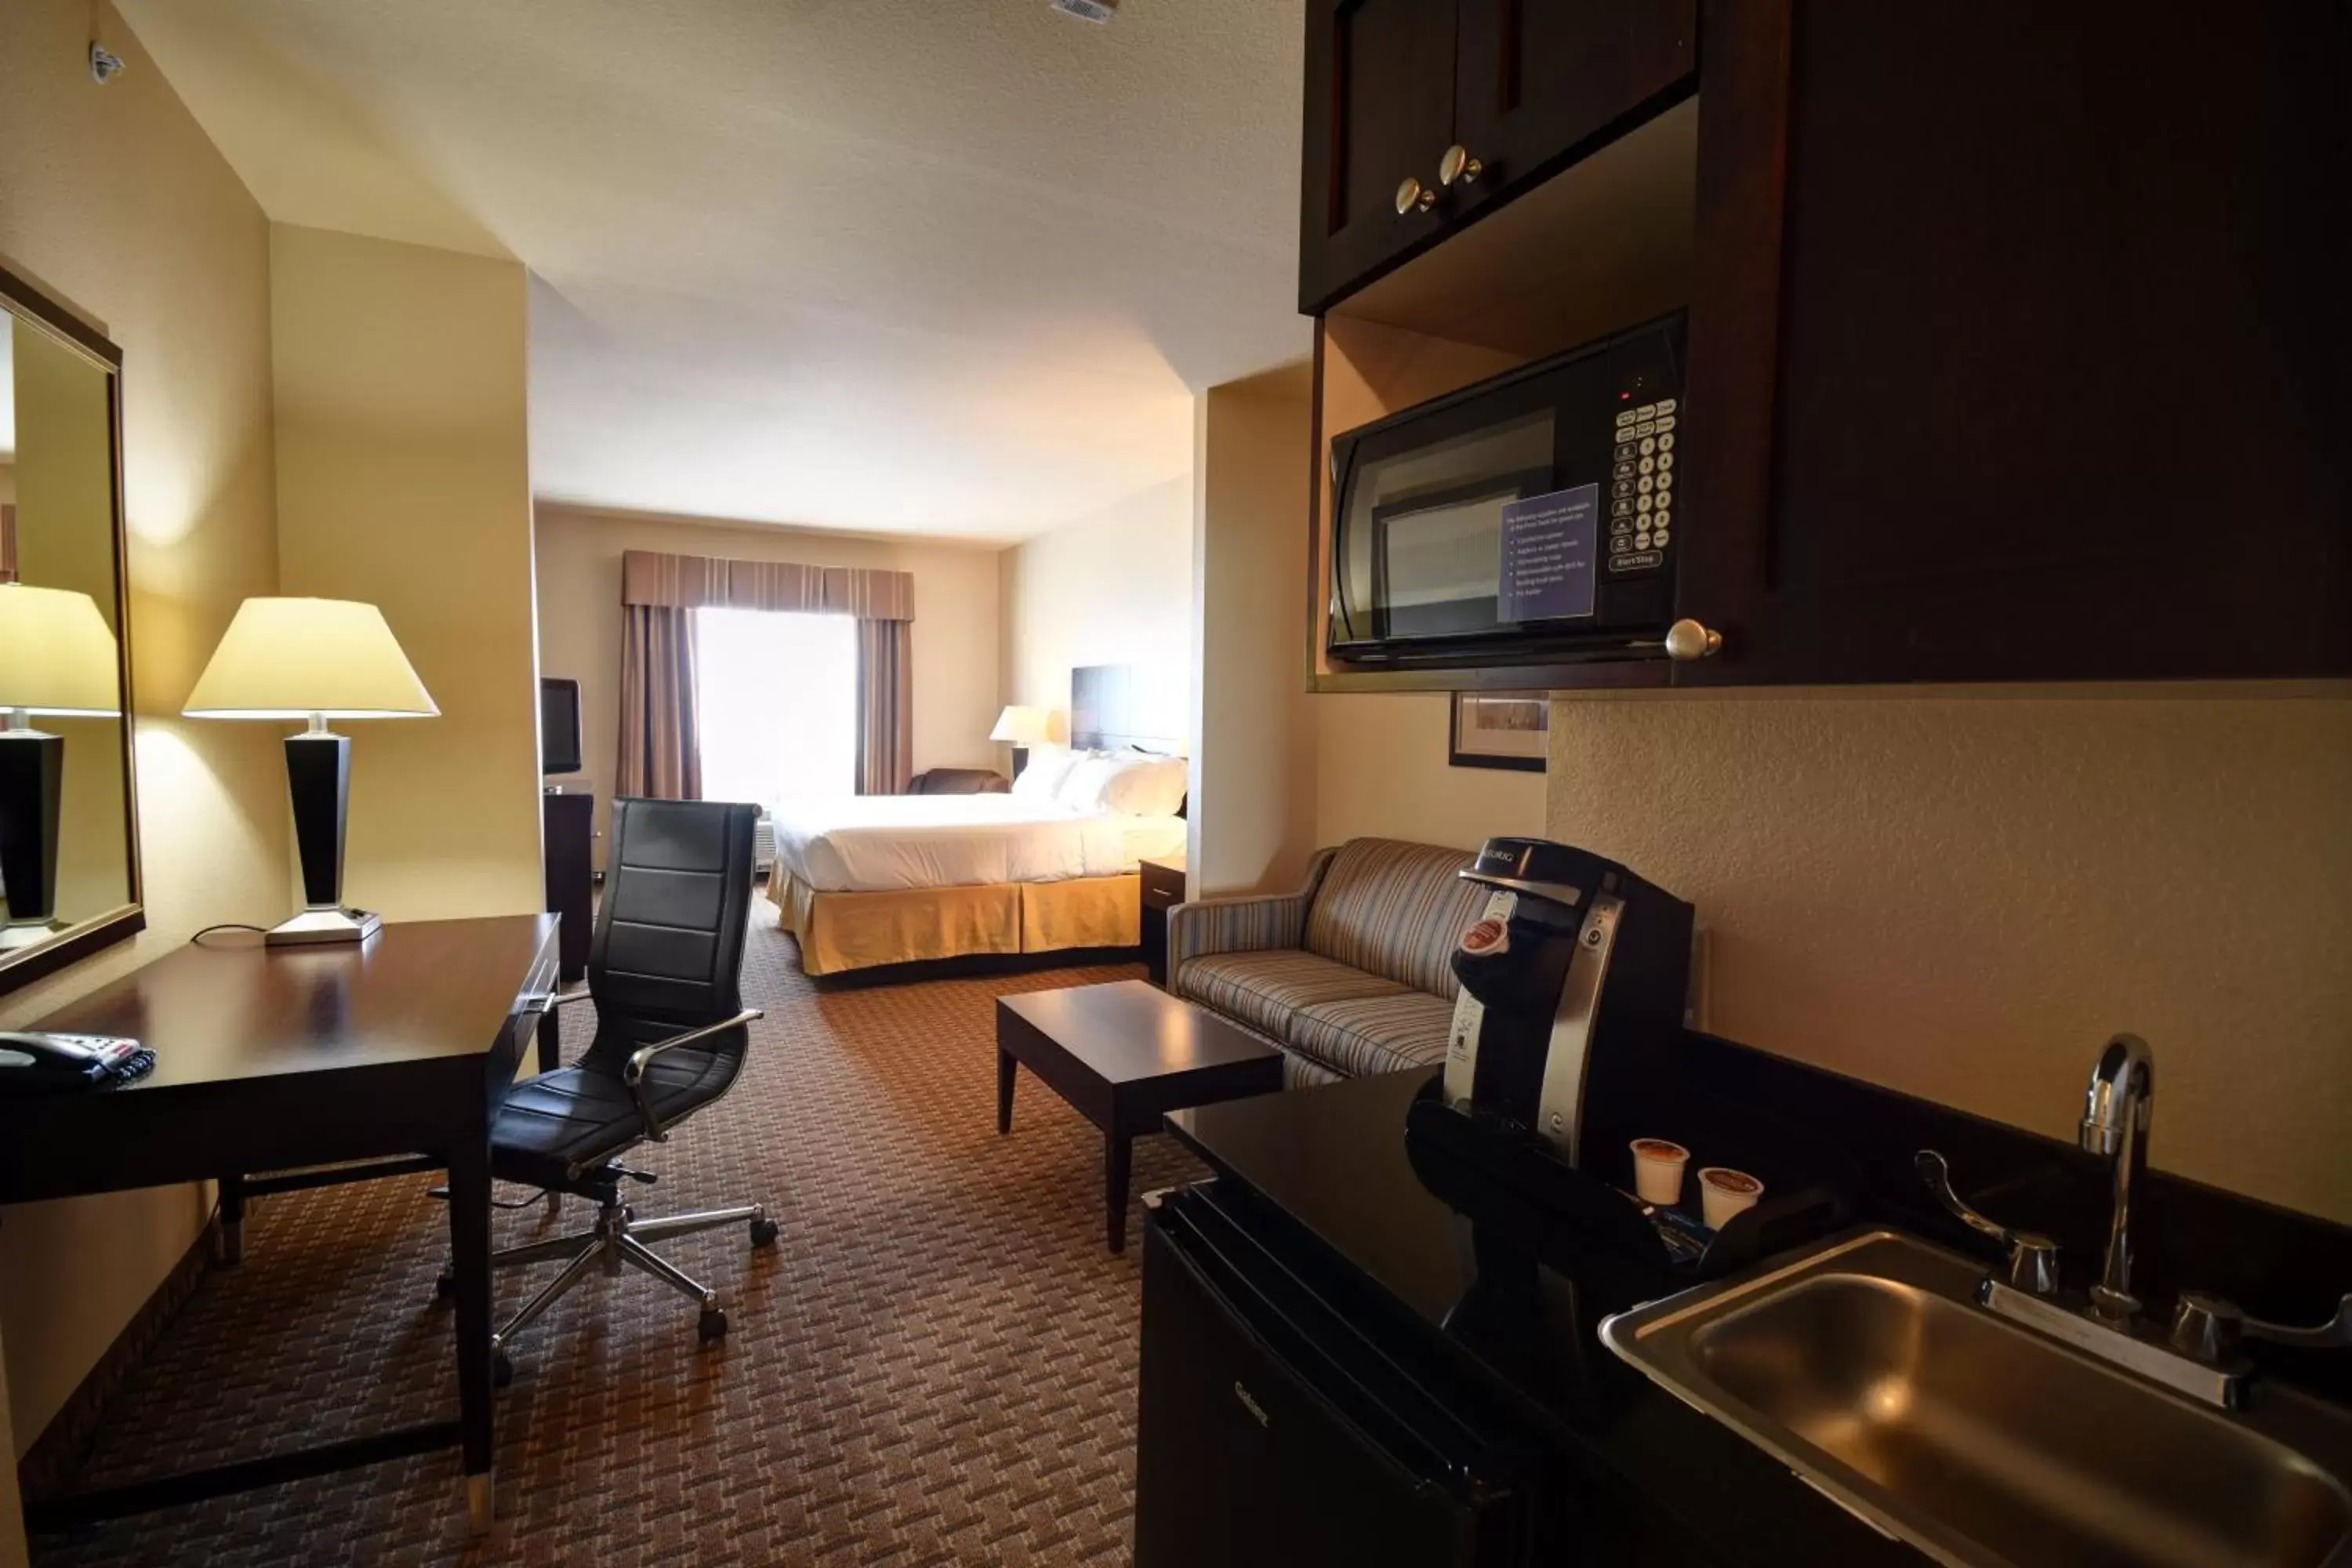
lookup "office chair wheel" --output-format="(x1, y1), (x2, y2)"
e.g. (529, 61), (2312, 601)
(698, 1308), (728, 1343)
(750, 1216), (779, 1247)
(493, 1351), (514, 1388)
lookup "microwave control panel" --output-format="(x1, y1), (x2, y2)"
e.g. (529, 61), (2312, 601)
(1606, 397), (1678, 577)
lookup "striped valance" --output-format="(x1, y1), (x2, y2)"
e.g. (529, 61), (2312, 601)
(620, 550), (914, 621)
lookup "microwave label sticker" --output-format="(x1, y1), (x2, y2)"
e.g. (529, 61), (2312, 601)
(1499, 485), (1599, 622)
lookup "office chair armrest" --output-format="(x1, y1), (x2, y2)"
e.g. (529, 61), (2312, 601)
(621, 1008), (763, 1142)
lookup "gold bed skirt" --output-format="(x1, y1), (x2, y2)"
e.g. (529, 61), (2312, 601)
(770, 871), (1140, 977)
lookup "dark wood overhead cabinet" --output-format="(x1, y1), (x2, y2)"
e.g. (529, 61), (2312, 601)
(1299, 1), (2350, 690)
(1298, 0), (1698, 315)
(1675, 1), (2351, 687)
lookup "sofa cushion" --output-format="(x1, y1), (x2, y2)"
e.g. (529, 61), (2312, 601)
(1174, 949), (1405, 1042)
(1301, 839), (1486, 1000)
(1287, 991), (1457, 1080)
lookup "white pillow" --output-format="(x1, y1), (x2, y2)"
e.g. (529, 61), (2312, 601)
(1055, 750), (1125, 813)
(1102, 754), (1189, 817)
(1011, 744), (1077, 800)
(1060, 751), (1187, 817)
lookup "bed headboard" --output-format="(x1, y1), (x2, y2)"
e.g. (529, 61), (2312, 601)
(1070, 663), (1185, 756)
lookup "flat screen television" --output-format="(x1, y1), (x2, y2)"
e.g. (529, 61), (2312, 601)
(540, 677), (583, 776)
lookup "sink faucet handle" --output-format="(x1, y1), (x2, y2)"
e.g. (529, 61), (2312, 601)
(1915, 1150), (2062, 1296)
(2172, 1290), (2352, 1361)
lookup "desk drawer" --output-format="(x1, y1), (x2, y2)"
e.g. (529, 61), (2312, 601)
(517, 941), (561, 1017)
(502, 928), (564, 1063)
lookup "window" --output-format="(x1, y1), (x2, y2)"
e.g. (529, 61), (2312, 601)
(694, 607), (857, 810)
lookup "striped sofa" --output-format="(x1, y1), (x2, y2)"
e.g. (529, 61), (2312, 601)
(1166, 838), (1486, 1086)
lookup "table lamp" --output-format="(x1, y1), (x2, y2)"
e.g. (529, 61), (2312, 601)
(0, 584), (123, 949)
(183, 597), (437, 946)
(989, 705), (1051, 779)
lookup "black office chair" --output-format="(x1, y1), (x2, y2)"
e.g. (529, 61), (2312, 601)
(470, 797), (774, 1370)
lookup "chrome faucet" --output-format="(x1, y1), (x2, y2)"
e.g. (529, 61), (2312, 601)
(2080, 1033), (2154, 1321)
(1925, 1032), (2347, 1410)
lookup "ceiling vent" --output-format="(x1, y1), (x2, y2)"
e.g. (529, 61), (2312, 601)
(1050, 0), (1117, 21)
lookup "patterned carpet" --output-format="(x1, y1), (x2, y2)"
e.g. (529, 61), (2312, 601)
(28, 911), (1205, 1566)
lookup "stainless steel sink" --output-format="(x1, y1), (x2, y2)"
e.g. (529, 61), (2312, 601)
(1601, 1229), (2352, 1568)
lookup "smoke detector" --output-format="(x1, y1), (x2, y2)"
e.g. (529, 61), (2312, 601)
(1050, 0), (1117, 21)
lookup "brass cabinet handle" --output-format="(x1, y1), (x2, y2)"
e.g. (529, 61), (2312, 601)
(1439, 144), (1483, 187)
(1664, 619), (1724, 661)
(1393, 176), (1436, 216)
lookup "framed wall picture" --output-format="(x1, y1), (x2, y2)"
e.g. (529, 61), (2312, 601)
(1449, 691), (1548, 772)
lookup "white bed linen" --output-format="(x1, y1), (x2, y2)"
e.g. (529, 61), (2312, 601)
(769, 794), (1187, 893)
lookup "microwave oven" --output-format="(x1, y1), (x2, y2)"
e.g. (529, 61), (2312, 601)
(1327, 313), (1686, 666)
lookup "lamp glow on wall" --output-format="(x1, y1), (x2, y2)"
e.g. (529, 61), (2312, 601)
(0, 584), (122, 949)
(989, 704), (1051, 779)
(183, 597), (437, 945)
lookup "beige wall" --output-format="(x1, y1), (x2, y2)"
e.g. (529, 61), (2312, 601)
(1191, 368), (1317, 895)
(1315, 694), (1548, 854)
(1547, 691), (2352, 1221)
(999, 477), (1193, 760)
(271, 223), (543, 919)
(534, 505), (1005, 862)
(0, 0), (289, 1507)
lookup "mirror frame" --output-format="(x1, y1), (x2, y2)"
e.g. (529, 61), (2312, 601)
(0, 260), (145, 999)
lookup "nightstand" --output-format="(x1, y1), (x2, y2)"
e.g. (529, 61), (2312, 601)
(1138, 856), (1186, 987)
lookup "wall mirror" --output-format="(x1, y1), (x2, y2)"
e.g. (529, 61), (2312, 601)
(0, 263), (143, 998)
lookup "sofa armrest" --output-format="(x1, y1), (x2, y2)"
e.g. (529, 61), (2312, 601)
(1166, 847), (1338, 973)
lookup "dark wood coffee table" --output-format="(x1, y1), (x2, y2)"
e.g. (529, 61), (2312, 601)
(996, 979), (1283, 1252)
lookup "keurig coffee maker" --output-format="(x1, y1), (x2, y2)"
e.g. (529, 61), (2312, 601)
(1440, 837), (1693, 1167)
(1411, 838), (1845, 1282)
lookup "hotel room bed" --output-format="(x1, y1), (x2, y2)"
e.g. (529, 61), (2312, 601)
(767, 664), (1187, 978)
(771, 795), (1185, 893)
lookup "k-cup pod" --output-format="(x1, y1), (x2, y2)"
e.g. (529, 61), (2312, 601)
(1630, 1138), (1690, 1207)
(1698, 1167), (1764, 1229)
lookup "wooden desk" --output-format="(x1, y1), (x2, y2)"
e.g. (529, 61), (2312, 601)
(0, 915), (559, 1535)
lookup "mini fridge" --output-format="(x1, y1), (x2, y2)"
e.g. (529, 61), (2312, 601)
(1134, 1185), (1552, 1568)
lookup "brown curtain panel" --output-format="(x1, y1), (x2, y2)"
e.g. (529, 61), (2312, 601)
(622, 550), (914, 797)
(618, 604), (702, 799)
(854, 619), (913, 796)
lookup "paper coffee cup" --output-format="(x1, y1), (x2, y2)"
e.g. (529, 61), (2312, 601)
(1698, 1167), (1764, 1229)
(1630, 1138), (1690, 1207)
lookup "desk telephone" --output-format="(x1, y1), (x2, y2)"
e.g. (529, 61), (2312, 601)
(0, 1032), (155, 1094)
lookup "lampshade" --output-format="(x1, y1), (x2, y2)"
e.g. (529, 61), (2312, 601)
(989, 705), (1051, 744)
(0, 583), (122, 716)
(183, 597), (437, 720)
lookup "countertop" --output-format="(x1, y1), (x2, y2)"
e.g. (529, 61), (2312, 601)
(1168, 1068), (1922, 1566)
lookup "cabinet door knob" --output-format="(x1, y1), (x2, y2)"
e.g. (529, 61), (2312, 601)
(1664, 619), (1724, 661)
(1393, 176), (1436, 216)
(1439, 144), (1483, 187)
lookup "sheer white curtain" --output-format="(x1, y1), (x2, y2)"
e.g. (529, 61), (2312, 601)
(693, 607), (856, 812)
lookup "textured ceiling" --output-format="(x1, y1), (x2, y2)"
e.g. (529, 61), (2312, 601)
(120, 0), (1311, 539)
